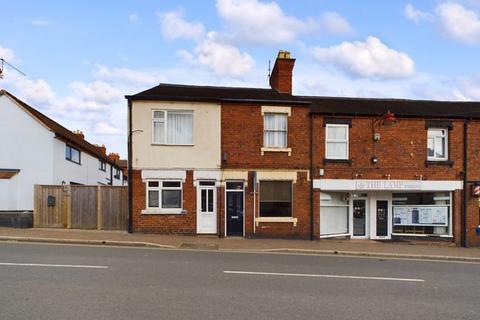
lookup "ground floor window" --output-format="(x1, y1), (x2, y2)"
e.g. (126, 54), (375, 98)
(320, 192), (349, 236)
(259, 181), (292, 217)
(392, 192), (450, 236)
(147, 180), (182, 210)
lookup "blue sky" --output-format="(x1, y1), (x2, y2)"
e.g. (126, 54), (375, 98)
(1, 0), (480, 156)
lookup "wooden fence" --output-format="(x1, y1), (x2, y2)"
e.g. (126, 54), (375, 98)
(34, 185), (128, 230)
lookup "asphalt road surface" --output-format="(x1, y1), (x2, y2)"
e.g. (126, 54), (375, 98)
(0, 242), (479, 320)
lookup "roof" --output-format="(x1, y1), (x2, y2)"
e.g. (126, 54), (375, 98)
(305, 96), (480, 118)
(0, 90), (121, 168)
(125, 83), (310, 105)
(127, 83), (480, 119)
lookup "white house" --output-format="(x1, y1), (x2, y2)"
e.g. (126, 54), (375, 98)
(0, 89), (125, 212)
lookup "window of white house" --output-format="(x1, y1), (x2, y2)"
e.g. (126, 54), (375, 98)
(66, 145), (81, 164)
(147, 180), (182, 210)
(99, 160), (106, 171)
(320, 192), (349, 237)
(259, 181), (292, 217)
(152, 110), (193, 145)
(325, 124), (349, 160)
(264, 113), (287, 148)
(114, 168), (121, 179)
(427, 129), (448, 161)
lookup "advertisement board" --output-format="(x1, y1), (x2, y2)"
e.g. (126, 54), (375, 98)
(393, 206), (448, 226)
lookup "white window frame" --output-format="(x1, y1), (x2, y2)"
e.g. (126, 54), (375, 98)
(325, 124), (349, 160)
(152, 110), (194, 145)
(263, 113), (288, 148)
(427, 128), (448, 161)
(144, 179), (183, 214)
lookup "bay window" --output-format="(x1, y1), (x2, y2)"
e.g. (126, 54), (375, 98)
(152, 110), (193, 145)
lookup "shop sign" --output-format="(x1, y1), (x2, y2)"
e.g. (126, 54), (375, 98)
(393, 206), (448, 226)
(355, 180), (422, 191)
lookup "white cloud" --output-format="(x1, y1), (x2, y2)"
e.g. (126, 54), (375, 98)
(157, 9), (205, 41)
(312, 36), (415, 79)
(215, 0), (352, 44)
(436, 2), (480, 44)
(92, 63), (164, 87)
(404, 4), (434, 24)
(0, 45), (16, 62)
(128, 13), (139, 23)
(180, 32), (255, 77)
(319, 12), (354, 34)
(70, 80), (121, 104)
(29, 19), (53, 27)
(94, 122), (122, 135)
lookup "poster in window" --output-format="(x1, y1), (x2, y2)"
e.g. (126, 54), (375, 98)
(393, 206), (448, 226)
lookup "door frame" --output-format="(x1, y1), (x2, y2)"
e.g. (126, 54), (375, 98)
(224, 180), (245, 237)
(196, 181), (217, 234)
(369, 192), (392, 240)
(350, 194), (369, 239)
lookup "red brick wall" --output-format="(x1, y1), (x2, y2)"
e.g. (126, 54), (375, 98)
(131, 169), (196, 234)
(221, 103), (310, 170)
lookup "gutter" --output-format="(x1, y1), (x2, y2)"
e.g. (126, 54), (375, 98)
(127, 99), (133, 233)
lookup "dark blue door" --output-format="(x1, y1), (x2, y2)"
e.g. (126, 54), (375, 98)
(226, 191), (243, 236)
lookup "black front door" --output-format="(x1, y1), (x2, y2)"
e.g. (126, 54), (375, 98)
(353, 199), (366, 236)
(226, 191), (243, 236)
(376, 200), (388, 237)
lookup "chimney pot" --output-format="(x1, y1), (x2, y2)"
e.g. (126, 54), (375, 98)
(94, 144), (107, 155)
(108, 152), (120, 162)
(72, 130), (85, 140)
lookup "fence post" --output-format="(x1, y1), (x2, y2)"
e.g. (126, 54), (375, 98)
(64, 185), (72, 228)
(97, 186), (102, 230)
(33, 185), (39, 227)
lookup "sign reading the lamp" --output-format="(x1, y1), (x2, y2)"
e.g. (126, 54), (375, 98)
(355, 180), (422, 191)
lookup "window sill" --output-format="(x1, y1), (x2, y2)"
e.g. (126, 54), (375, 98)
(66, 158), (81, 165)
(256, 217), (297, 226)
(323, 158), (352, 165)
(151, 143), (194, 147)
(425, 160), (454, 167)
(141, 209), (185, 215)
(261, 147), (292, 156)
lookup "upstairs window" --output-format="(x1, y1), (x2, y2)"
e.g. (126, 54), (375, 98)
(263, 113), (287, 148)
(325, 124), (349, 160)
(152, 110), (193, 145)
(66, 145), (81, 164)
(114, 168), (121, 179)
(427, 128), (448, 161)
(99, 160), (106, 171)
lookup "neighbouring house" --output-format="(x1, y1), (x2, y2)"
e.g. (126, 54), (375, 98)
(0, 89), (125, 218)
(127, 50), (480, 247)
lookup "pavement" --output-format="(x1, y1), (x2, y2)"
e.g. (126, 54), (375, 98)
(1, 242), (479, 320)
(1, 227), (480, 262)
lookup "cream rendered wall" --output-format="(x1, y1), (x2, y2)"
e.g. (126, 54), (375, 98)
(131, 101), (221, 170)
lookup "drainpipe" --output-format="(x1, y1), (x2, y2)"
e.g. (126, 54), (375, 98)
(462, 118), (469, 247)
(127, 99), (133, 233)
(109, 161), (113, 186)
(310, 113), (315, 241)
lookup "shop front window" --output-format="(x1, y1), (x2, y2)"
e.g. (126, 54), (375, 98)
(392, 192), (450, 236)
(320, 192), (349, 237)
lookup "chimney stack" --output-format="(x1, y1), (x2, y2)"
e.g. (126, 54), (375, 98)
(108, 152), (120, 163)
(269, 50), (295, 94)
(94, 144), (107, 155)
(72, 130), (85, 140)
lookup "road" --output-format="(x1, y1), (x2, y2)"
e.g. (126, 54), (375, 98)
(0, 242), (479, 320)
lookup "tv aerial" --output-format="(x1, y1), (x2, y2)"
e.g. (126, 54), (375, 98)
(0, 58), (26, 78)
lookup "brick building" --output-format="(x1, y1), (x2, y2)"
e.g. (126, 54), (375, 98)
(126, 51), (480, 247)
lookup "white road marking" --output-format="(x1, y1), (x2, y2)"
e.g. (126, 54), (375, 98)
(0, 262), (108, 269)
(224, 270), (425, 282)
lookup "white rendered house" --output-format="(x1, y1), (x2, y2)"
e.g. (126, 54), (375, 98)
(0, 90), (125, 212)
